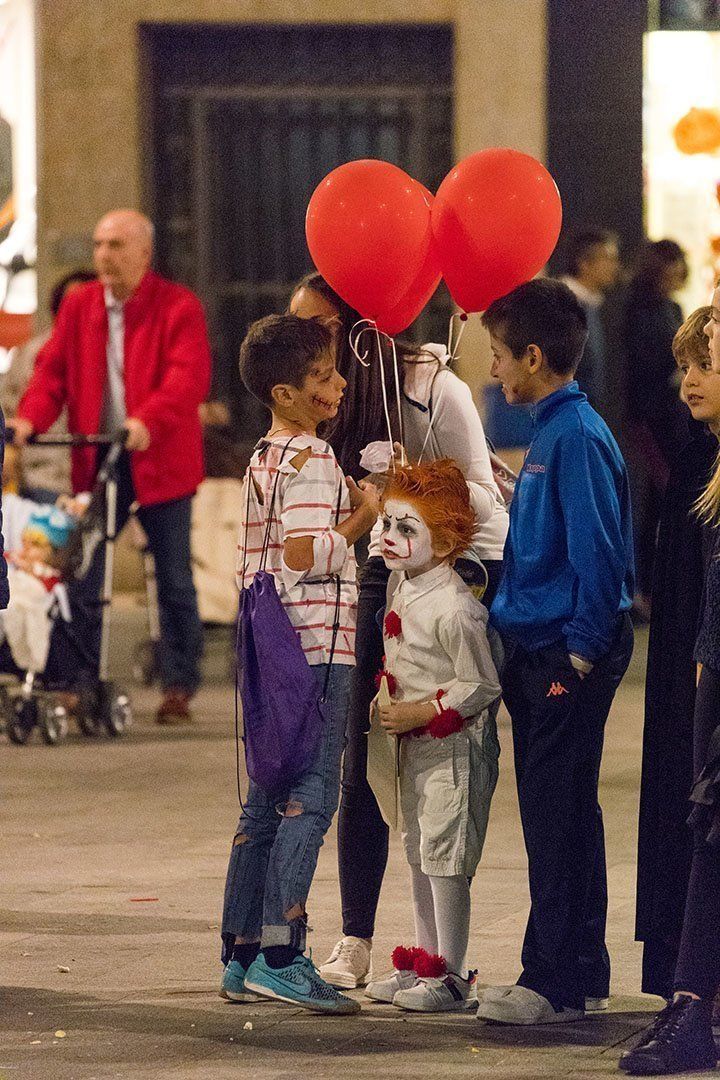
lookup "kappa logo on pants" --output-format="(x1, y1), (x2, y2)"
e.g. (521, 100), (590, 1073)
(546, 681), (569, 698)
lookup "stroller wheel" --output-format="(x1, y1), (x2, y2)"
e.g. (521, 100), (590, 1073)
(75, 690), (102, 737)
(132, 640), (160, 686)
(40, 703), (69, 745)
(7, 698), (38, 745)
(100, 683), (133, 737)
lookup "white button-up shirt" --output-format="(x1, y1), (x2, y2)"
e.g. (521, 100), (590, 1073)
(383, 561), (501, 719)
(101, 288), (127, 433)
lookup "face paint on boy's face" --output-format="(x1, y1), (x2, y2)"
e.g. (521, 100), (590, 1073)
(380, 499), (436, 576)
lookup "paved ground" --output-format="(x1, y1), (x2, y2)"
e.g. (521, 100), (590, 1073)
(0, 609), (707, 1079)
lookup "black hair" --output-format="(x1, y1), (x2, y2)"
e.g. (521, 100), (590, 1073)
(239, 313), (334, 408)
(292, 272), (422, 478)
(49, 269), (96, 318)
(628, 238), (687, 298)
(481, 278), (589, 377)
(565, 227), (617, 277)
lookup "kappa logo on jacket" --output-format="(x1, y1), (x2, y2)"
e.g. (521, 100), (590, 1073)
(524, 462), (547, 474)
(546, 681), (569, 698)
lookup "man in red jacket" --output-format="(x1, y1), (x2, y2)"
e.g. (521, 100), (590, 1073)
(7, 209), (211, 724)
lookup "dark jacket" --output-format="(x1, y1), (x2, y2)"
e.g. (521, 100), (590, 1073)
(635, 424), (717, 997)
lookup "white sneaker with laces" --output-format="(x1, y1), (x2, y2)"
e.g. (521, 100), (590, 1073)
(393, 972), (475, 1013)
(318, 936), (372, 989)
(585, 996), (610, 1012)
(365, 968), (419, 1003)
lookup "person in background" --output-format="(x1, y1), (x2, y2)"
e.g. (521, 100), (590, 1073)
(559, 227), (620, 409)
(635, 307), (720, 1002)
(476, 278), (634, 1026)
(623, 239), (689, 619)
(289, 272), (508, 992)
(6, 209), (211, 725)
(619, 283), (720, 1077)
(1, 269), (95, 503)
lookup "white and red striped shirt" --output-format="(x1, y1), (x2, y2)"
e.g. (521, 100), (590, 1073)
(237, 435), (357, 665)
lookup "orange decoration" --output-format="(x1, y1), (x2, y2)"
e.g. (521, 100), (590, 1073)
(673, 108), (720, 155)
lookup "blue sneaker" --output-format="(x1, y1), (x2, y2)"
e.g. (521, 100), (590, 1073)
(244, 952), (361, 1014)
(220, 960), (257, 1002)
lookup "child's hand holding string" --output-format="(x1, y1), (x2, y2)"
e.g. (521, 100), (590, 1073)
(378, 699), (437, 735)
(346, 476), (380, 523)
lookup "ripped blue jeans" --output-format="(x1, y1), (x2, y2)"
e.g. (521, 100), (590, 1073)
(221, 664), (350, 957)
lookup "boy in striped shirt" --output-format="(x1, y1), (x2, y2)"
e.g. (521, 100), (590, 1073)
(221, 314), (379, 1014)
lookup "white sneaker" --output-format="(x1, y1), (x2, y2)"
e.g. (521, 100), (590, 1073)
(585, 996), (610, 1012)
(318, 936), (372, 989)
(393, 972), (475, 1013)
(476, 985), (584, 1025)
(365, 968), (419, 1003)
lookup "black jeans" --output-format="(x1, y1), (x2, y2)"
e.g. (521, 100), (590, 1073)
(337, 555), (501, 940)
(501, 614), (634, 1010)
(64, 453), (204, 694)
(673, 666), (720, 1000)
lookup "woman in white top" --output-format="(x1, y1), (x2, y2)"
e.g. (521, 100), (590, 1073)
(289, 272), (509, 990)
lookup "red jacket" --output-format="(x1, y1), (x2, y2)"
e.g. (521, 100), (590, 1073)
(18, 271), (212, 506)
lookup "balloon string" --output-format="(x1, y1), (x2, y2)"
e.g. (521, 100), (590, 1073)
(373, 324), (397, 472)
(389, 335), (406, 466)
(447, 312), (468, 363)
(349, 319), (377, 368)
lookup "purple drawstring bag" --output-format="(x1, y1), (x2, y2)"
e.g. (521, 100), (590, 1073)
(235, 438), (341, 797)
(236, 569), (325, 795)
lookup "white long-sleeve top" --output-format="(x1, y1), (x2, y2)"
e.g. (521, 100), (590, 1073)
(369, 344), (509, 563)
(383, 561), (501, 720)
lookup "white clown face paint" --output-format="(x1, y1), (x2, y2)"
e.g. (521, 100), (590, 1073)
(380, 498), (437, 577)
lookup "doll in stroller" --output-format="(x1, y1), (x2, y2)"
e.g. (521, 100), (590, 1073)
(1, 433), (133, 745)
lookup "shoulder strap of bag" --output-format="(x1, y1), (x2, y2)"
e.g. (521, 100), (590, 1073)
(258, 436), (298, 573)
(322, 478), (344, 702)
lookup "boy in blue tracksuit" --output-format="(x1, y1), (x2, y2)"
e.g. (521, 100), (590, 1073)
(476, 279), (635, 1026)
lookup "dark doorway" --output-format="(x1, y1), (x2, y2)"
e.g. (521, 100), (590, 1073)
(141, 23), (454, 440)
(546, 0), (647, 261)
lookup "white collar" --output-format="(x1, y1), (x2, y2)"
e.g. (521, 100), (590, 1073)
(397, 560), (453, 602)
(402, 342), (449, 407)
(104, 287), (125, 311)
(560, 276), (603, 309)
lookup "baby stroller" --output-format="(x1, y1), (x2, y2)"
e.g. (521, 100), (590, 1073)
(1, 432), (133, 745)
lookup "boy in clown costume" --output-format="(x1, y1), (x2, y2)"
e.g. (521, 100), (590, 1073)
(365, 459), (501, 1012)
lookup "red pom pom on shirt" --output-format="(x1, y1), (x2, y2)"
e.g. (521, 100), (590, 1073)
(374, 667), (398, 697)
(384, 610), (402, 638)
(426, 707), (465, 739)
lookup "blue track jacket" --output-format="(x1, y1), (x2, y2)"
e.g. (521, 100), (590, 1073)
(490, 382), (634, 662)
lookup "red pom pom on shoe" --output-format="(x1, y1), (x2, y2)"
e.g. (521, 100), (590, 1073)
(391, 945), (419, 972)
(384, 610), (402, 638)
(413, 950), (447, 978)
(426, 707), (465, 739)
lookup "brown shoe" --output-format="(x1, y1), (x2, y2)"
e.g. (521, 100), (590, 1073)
(155, 689), (193, 726)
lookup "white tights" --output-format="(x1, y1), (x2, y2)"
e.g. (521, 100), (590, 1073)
(409, 864), (471, 977)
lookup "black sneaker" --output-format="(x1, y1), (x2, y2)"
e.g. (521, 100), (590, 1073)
(619, 997), (718, 1075)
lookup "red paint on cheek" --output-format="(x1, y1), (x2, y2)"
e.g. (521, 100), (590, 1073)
(404, 539), (412, 559)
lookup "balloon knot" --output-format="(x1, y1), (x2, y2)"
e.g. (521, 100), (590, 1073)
(460, 313), (468, 322)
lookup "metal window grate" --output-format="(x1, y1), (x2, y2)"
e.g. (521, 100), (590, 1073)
(146, 25), (454, 439)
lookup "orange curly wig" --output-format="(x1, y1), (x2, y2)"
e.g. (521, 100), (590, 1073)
(381, 459), (474, 563)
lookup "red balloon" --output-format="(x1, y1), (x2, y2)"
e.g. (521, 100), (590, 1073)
(375, 183), (442, 335)
(432, 148), (563, 313)
(306, 160), (436, 326)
